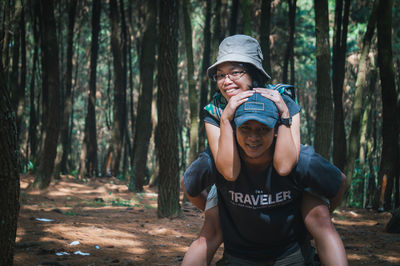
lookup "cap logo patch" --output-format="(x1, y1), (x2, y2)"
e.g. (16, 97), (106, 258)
(244, 102), (264, 111)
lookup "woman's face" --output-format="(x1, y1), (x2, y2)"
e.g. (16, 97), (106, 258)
(215, 62), (252, 100)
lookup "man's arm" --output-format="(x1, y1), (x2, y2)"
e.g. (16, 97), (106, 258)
(329, 172), (347, 212)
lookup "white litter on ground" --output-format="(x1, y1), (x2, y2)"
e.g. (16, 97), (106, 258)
(35, 218), (55, 222)
(74, 251), (90, 256)
(56, 252), (70, 256)
(69, 240), (80, 246)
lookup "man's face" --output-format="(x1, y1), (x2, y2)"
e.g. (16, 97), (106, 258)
(236, 120), (274, 160)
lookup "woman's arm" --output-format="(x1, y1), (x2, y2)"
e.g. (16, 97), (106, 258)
(254, 88), (300, 176)
(206, 90), (254, 181)
(274, 113), (300, 175)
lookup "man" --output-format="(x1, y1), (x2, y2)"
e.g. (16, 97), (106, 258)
(183, 92), (346, 265)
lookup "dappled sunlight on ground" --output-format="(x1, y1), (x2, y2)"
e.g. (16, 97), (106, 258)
(332, 208), (400, 265)
(15, 174), (400, 265)
(15, 174), (211, 265)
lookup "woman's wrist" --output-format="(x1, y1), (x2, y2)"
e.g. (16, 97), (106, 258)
(280, 109), (290, 119)
(220, 111), (234, 122)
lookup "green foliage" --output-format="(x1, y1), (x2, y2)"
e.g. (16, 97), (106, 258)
(116, 174), (126, 182)
(144, 204), (153, 209)
(81, 200), (106, 207)
(109, 197), (131, 207)
(27, 161), (34, 171)
(71, 169), (78, 179)
(350, 2), (373, 23)
(65, 210), (77, 216)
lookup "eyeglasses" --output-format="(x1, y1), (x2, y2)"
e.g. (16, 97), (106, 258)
(212, 70), (246, 82)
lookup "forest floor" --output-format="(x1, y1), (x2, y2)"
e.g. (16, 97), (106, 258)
(14, 174), (400, 266)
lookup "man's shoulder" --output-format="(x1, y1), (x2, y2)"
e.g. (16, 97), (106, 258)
(296, 145), (340, 177)
(296, 145), (334, 175)
(297, 145), (315, 169)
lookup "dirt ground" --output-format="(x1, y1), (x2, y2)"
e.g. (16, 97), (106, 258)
(14, 174), (400, 266)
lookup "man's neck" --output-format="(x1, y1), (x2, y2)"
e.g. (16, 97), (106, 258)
(241, 149), (274, 173)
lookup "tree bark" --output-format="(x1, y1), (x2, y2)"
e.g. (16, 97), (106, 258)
(109, 0), (126, 177)
(211, 0), (223, 62)
(19, 2), (26, 140)
(229, 0), (239, 35)
(10, 0), (23, 136)
(198, 0), (211, 151)
(260, 0), (272, 76)
(80, 0), (100, 178)
(27, 1), (40, 164)
(182, 0), (199, 164)
(129, 0), (157, 192)
(119, 0), (130, 179)
(358, 64), (378, 208)
(385, 207), (400, 233)
(283, 0), (296, 84)
(1, 0), (11, 71)
(156, 0), (180, 218)
(367, 90), (379, 209)
(60, 0), (78, 175)
(313, 0), (333, 159)
(376, 0), (399, 211)
(343, 0), (378, 205)
(331, 0), (350, 171)
(0, 28), (20, 266)
(35, 0), (61, 188)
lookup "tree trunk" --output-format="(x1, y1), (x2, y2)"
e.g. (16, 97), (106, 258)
(1, 0), (11, 71)
(211, 0), (223, 63)
(343, 0), (378, 205)
(119, 0), (130, 179)
(0, 29), (20, 266)
(10, 0), (23, 137)
(313, 0), (333, 159)
(156, 0), (180, 218)
(283, 0), (296, 84)
(198, 0), (211, 151)
(367, 93), (379, 209)
(260, 0), (272, 76)
(59, 0), (77, 175)
(109, 0), (126, 177)
(376, 0), (399, 211)
(331, 0), (350, 171)
(385, 207), (400, 233)
(19, 2), (26, 142)
(27, 1), (40, 164)
(129, 0), (157, 192)
(241, 0), (252, 35)
(35, 0), (61, 188)
(358, 64), (378, 208)
(182, 0), (199, 164)
(80, 0), (100, 178)
(229, 0), (239, 35)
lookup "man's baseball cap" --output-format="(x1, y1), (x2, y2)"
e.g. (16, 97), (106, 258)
(234, 92), (279, 128)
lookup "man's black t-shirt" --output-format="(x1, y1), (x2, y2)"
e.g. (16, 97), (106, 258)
(183, 145), (342, 261)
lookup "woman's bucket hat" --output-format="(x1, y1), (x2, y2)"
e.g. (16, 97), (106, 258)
(207, 34), (271, 81)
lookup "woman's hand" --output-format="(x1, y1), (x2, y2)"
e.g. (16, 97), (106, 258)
(254, 88), (290, 118)
(221, 90), (255, 121)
